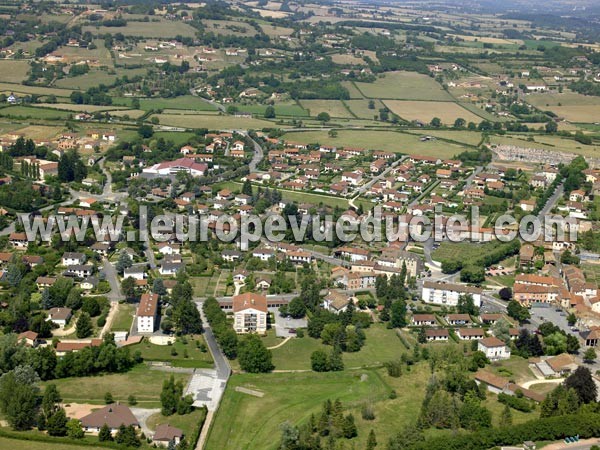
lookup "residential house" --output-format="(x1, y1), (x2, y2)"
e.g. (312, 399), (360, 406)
(478, 336), (510, 361)
(425, 329), (449, 342)
(124, 264), (146, 281)
(80, 403), (139, 434)
(322, 290), (354, 314)
(446, 314), (472, 326)
(17, 331), (39, 347)
(411, 314), (436, 326)
(47, 307), (72, 328)
(153, 424), (184, 447)
(62, 252), (86, 266)
(456, 328), (485, 340)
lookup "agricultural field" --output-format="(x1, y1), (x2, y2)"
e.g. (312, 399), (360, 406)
(83, 20), (198, 38)
(0, 60), (30, 83)
(232, 102), (308, 117)
(204, 19), (257, 36)
(0, 106), (72, 120)
(281, 129), (469, 158)
(299, 99), (355, 118)
(383, 100), (482, 125)
(341, 81), (366, 99)
(152, 113), (278, 130)
(136, 96), (218, 111)
(354, 71), (454, 101)
(331, 53), (366, 65)
(0, 82), (72, 98)
(345, 99), (385, 119)
(405, 129), (483, 146)
(54, 70), (118, 90)
(35, 103), (128, 112)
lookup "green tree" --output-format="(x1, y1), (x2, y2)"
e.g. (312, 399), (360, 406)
(76, 312), (93, 338)
(114, 424), (141, 447)
(584, 347), (597, 363)
(342, 414), (357, 438)
(316, 112), (330, 122)
(500, 404), (512, 427)
(367, 429), (377, 449)
(99, 423), (113, 441)
(430, 117), (442, 127)
(264, 105), (276, 118)
(311, 350), (330, 372)
(47, 408), (68, 436)
(104, 391), (113, 404)
(287, 297), (306, 319)
(565, 366), (597, 404)
(115, 250), (133, 273)
(238, 334), (274, 373)
(454, 118), (466, 128)
(67, 419), (84, 438)
(138, 124), (153, 138)
(390, 300), (407, 328)
(507, 300), (530, 322)
(0, 368), (39, 430)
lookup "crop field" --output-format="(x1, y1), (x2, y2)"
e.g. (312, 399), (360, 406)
(354, 71), (454, 101)
(0, 60), (30, 83)
(0, 82), (72, 97)
(260, 23), (294, 37)
(341, 81), (365, 99)
(282, 129), (469, 158)
(299, 99), (354, 118)
(331, 53), (366, 65)
(83, 20), (198, 38)
(204, 19), (257, 36)
(345, 99), (385, 119)
(152, 113), (278, 130)
(232, 102), (308, 117)
(383, 100), (482, 124)
(35, 103), (127, 112)
(106, 108), (146, 118)
(137, 95), (218, 111)
(543, 106), (600, 123)
(526, 91), (600, 108)
(5, 125), (63, 140)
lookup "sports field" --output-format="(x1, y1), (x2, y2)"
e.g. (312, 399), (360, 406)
(383, 100), (482, 124)
(355, 71), (453, 101)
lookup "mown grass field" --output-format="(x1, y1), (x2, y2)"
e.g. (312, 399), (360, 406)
(0, 437), (107, 450)
(0, 60), (30, 83)
(83, 20), (198, 38)
(152, 113), (277, 130)
(281, 129), (468, 158)
(345, 99), (385, 119)
(232, 102), (308, 117)
(355, 71), (453, 101)
(431, 241), (513, 265)
(42, 365), (190, 408)
(383, 100), (482, 124)
(270, 324), (409, 370)
(54, 70), (118, 90)
(405, 129), (483, 146)
(110, 303), (135, 332)
(300, 99), (355, 118)
(0, 106), (71, 120)
(341, 81), (365, 99)
(128, 336), (213, 368)
(0, 82), (72, 97)
(137, 96), (218, 111)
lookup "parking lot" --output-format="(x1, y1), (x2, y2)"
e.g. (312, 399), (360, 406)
(527, 303), (582, 337)
(271, 307), (307, 338)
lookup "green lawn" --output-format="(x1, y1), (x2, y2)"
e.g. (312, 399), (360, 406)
(146, 407), (206, 439)
(271, 324), (408, 370)
(128, 337), (213, 368)
(432, 241), (516, 266)
(110, 303), (134, 332)
(488, 357), (535, 384)
(42, 365), (190, 408)
(0, 436), (108, 450)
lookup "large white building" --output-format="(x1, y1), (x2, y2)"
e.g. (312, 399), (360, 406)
(142, 158), (208, 177)
(137, 293), (159, 333)
(232, 293), (268, 334)
(421, 281), (482, 307)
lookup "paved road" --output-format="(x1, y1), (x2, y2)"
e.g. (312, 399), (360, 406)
(539, 183), (564, 217)
(102, 258), (123, 302)
(196, 301), (231, 380)
(353, 155), (408, 197)
(238, 131), (263, 174)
